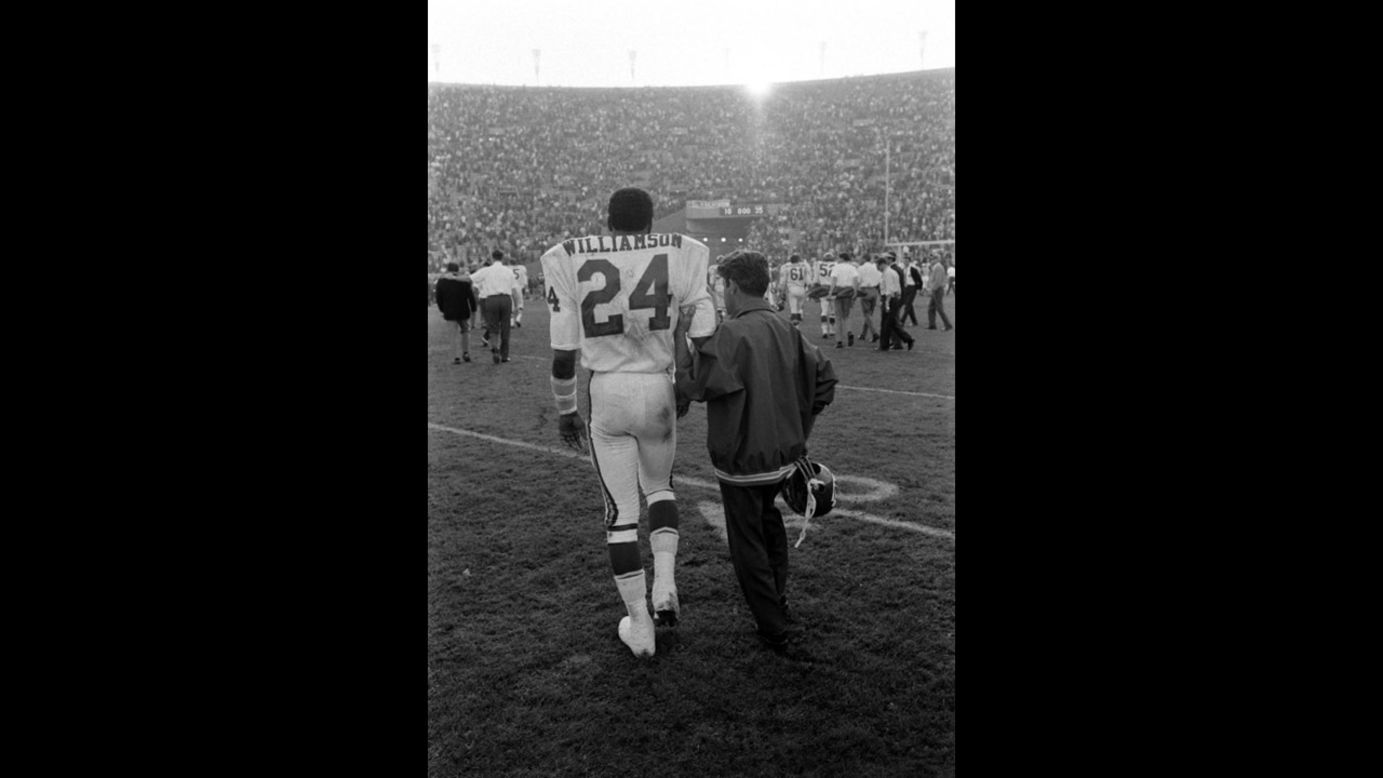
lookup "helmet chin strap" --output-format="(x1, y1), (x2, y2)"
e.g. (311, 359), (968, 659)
(793, 457), (824, 549)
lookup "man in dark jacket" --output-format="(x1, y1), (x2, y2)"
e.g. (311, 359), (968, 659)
(434, 262), (478, 363)
(676, 250), (837, 654)
(878, 252), (915, 351)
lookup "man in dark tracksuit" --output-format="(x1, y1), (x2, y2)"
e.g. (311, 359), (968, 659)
(676, 250), (837, 654)
(434, 262), (479, 363)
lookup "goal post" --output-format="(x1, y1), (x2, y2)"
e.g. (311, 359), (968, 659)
(885, 240), (955, 263)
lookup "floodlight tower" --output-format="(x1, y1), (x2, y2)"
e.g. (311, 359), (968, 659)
(919, 31), (927, 69)
(629, 50), (637, 85)
(818, 41), (826, 77)
(532, 49), (541, 85)
(431, 43), (440, 75)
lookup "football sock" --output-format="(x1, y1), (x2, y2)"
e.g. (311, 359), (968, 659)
(614, 569), (651, 623)
(607, 522), (640, 572)
(649, 502), (679, 584)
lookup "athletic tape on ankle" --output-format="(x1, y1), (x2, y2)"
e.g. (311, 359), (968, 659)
(551, 375), (577, 414)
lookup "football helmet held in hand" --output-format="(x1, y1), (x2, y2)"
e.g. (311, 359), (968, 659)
(780, 457), (836, 520)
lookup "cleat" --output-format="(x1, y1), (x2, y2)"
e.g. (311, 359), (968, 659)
(652, 582), (679, 627)
(492, 349), (501, 364)
(453, 357), (461, 364)
(462, 353), (471, 362)
(618, 615), (655, 658)
(847, 333), (854, 347)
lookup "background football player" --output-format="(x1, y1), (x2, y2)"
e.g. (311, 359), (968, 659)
(808, 252), (837, 339)
(541, 187), (717, 659)
(778, 253), (811, 328)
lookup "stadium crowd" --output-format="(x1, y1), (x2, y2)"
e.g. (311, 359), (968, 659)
(428, 69), (954, 272)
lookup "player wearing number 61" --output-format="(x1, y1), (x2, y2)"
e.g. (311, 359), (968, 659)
(539, 187), (718, 659)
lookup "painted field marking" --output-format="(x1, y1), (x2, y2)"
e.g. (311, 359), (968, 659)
(428, 423), (954, 542)
(837, 385), (954, 400)
(433, 348), (952, 399)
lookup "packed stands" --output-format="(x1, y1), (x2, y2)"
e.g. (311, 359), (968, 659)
(428, 69), (954, 270)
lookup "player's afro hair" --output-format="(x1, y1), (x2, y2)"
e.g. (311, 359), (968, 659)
(839, 252), (852, 262)
(716, 249), (770, 296)
(607, 187), (654, 232)
(491, 249), (505, 261)
(445, 262), (459, 272)
(789, 254), (801, 262)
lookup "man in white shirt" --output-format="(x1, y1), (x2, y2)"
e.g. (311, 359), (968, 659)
(470, 250), (524, 363)
(854, 254), (883, 345)
(878, 252), (915, 351)
(947, 261), (956, 295)
(827, 252), (860, 349)
(541, 187), (717, 659)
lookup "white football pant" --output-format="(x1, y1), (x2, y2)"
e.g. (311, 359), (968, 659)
(587, 371), (678, 541)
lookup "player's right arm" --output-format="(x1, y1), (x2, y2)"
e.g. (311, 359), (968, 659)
(542, 244), (585, 450)
(674, 240), (718, 414)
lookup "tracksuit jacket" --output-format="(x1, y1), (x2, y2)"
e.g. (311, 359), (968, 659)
(435, 272), (478, 321)
(678, 299), (837, 486)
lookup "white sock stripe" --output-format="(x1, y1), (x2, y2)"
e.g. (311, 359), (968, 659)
(646, 490), (675, 504)
(650, 527), (679, 537)
(607, 529), (639, 544)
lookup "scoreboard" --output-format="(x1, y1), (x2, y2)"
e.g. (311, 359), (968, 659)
(685, 200), (784, 220)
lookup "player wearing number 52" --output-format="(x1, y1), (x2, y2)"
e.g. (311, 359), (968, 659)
(539, 187), (718, 659)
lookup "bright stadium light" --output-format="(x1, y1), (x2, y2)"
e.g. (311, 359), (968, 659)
(745, 81), (771, 98)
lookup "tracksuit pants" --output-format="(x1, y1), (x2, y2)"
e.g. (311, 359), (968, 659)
(717, 480), (791, 640)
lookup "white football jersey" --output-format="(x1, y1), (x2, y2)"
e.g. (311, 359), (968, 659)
(813, 259), (836, 286)
(781, 261), (812, 288)
(542, 233), (716, 373)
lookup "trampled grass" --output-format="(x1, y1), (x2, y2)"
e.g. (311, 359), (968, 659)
(428, 292), (956, 776)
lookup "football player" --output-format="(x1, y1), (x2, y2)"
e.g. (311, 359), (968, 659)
(510, 260), (529, 328)
(541, 187), (717, 659)
(778, 254), (811, 328)
(808, 252), (837, 339)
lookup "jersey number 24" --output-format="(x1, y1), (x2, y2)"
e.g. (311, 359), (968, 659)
(553, 254), (672, 338)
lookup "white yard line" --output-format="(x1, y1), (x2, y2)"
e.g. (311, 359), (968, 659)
(428, 422), (954, 541)
(837, 385), (954, 400)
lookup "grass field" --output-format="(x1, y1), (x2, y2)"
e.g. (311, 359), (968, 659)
(428, 291), (956, 776)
